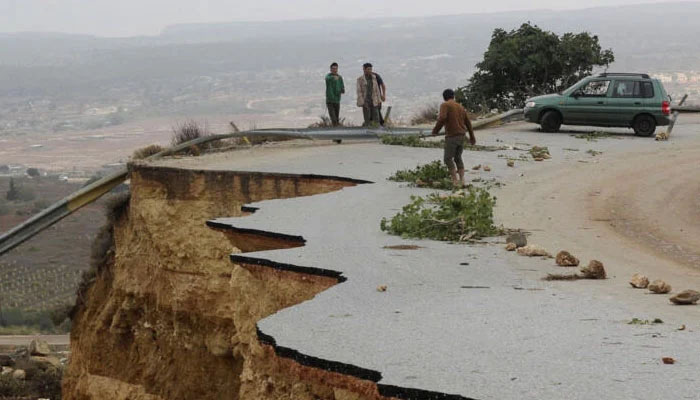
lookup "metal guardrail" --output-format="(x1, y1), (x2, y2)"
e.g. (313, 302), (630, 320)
(0, 110), (522, 256)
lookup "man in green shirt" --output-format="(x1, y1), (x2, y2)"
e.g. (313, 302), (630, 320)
(325, 62), (345, 126)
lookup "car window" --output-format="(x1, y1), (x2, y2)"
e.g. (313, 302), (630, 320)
(641, 81), (654, 98)
(577, 80), (610, 97)
(612, 80), (655, 98)
(612, 81), (640, 98)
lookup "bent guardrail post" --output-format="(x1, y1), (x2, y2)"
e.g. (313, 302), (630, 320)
(665, 94), (688, 138)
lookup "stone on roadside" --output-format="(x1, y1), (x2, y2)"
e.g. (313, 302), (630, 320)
(669, 290), (700, 305)
(517, 245), (550, 257)
(555, 251), (579, 267)
(483, 165), (491, 172)
(629, 273), (650, 289)
(1, 366), (13, 375)
(506, 232), (527, 248)
(534, 157), (544, 162)
(377, 285), (387, 292)
(580, 260), (606, 279)
(0, 354), (14, 367)
(29, 339), (51, 356)
(507, 160), (515, 167)
(648, 280), (672, 294)
(505, 243), (517, 251)
(30, 356), (63, 370)
(12, 369), (26, 380)
(472, 164), (481, 170)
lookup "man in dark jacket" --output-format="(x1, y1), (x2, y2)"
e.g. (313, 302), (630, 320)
(432, 89), (476, 188)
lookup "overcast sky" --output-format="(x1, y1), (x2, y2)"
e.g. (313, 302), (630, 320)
(0, 0), (685, 37)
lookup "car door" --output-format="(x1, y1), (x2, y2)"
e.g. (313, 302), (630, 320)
(564, 79), (611, 125)
(607, 79), (644, 126)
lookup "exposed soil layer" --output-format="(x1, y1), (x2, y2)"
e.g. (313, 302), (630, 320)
(62, 165), (402, 400)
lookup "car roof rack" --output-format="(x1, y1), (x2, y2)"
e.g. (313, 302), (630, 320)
(596, 72), (650, 79)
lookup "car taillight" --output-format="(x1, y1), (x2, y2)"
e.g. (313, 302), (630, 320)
(662, 100), (671, 115)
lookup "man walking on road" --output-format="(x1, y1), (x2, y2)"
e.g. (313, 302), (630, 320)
(432, 89), (476, 188)
(325, 62), (345, 126)
(356, 63), (382, 126)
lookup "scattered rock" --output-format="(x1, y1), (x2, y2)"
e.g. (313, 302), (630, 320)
(580, 260), (606, 279)
(555, 251), (579, 267)
(12, 369), (26, 380)
(529, 146), (550, 160)
(507, 160), (515, 167)
(629, 273), (650, 289)
(678, 325), (686, 331)
(472, 164), (481, 170)
(383, 245), (422, 250)
(506, 232), (527, 248)
(662, 357), (675, 365)
(648, 280), (672, 294)
(29, 339), (51, 356)
(377, 285), (387, 292)
(0, 354), (14, 367)
(1, 366), (13, 375)
(655, 132), (669, 141)
(30, 356), (62, 370)
(669, 290), (700, 305)
(483, 165), (491, 172)
(505, 243), (517, 251)
(517, 245), (550, 257)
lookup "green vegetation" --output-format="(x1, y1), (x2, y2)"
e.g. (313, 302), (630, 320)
(0, 364), (62, 399)
(628, 318), (663, 325)
(457, 22), (614, 112)
(586, 149), (603, 156)
(380, 135), (443, 148)
(308, 115), (352, 128)
(6, 178), (36, 202)
(0, 307), (70, 334)
(380, 188), (500, 241)
(529, 146), (551, 159)
(572, 131), (612, 141)
(380, 135), (509, 152)
(389, 161), (453, 190)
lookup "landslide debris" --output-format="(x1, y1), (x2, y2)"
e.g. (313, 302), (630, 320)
(555, 250), (579, 267)
(516, 245), (551, 257)
(629, 273), (650, 289)
(64, 166), (390, 400)
(648, 280), (672, 294)
(545, 260), (607, 281)
(669, 290), (700, 305)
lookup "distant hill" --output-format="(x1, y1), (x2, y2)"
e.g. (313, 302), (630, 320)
(1, 2), (699, 126)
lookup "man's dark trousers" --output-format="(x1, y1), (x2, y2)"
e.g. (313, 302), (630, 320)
(327, 102), (340, 126)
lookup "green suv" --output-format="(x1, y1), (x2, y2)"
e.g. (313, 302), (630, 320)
(524, 73), (671, 136)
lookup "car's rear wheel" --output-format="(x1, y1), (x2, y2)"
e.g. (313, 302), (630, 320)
(540, 110), (562, 133)
(633, 114), (656, 136)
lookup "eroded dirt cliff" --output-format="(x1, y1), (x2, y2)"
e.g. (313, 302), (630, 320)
(63, 165), (393, 400)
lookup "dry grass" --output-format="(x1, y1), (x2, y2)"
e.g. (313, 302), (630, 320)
(307, 115), (351, 128)
(171, 120), (226, 155)
(410, 103), (439, 125)
(132, 144), (165, 160)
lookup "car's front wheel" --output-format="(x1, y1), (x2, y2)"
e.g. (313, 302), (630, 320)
(540, 110), (562, 133)
(633, 114), (656, 136)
